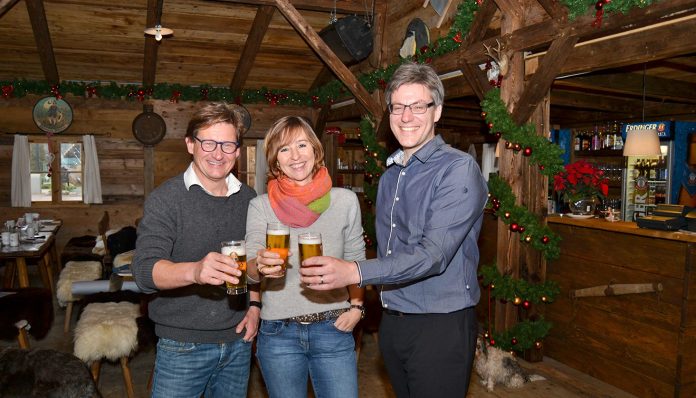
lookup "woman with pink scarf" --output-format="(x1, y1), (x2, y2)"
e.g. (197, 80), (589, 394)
(245, 116), (365, 398)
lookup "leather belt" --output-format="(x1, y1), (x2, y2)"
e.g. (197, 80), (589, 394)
(383, 308), (416, 317)
(285, 308), (348, 324)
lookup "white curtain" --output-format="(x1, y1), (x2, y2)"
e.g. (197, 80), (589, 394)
(481, 143), (498, 182)
(254, 139), (267, 195)
(82, 135), (103, 204)
(11, 135), (31, 207)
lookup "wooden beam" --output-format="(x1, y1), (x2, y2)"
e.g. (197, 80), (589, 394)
(554, 72), (696, 104)
(464, 0), (498, 46)
(512, 34), (578, 124)
(555, 16), (696, 77)
(25, 0), (58, 84)
(142, 0), (159, 87)
(273, 0), (382, 118)
(0, 0), (19, 18)
(230, 5), (274, 92)
(534, 0), (567, 21)
(459, 63), (490, 101)
(313, 104), (331, 139)
(310, 67), (335, 91)
(492, 0), (523, 19)
(208, 0), (365, 14)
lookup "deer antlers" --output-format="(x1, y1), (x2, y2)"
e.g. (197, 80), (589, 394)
(483, 39), (510, 77)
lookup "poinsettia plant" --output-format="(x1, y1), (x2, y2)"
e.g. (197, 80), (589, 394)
(553, 160), (609, 202)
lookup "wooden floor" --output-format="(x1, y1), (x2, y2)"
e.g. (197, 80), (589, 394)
(1, 276), (636, 397)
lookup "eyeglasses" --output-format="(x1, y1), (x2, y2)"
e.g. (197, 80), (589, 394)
(388, 102), (435, 115)
(193, 136), (240, 154)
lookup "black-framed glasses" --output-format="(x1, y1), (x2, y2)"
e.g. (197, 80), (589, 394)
(193, 136), (240, 154)
(388, 102), (435, 115)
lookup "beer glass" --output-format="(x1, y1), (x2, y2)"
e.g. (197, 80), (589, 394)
(266, 222), (290, 271)
(298, 232), (322, 265)
(221, 240), (247, 295)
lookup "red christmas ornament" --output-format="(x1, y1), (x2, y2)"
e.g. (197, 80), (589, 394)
(487, 122), (494, 129)
(492, 202), (500, 211)
(419, 45), (429, 54)
(86, 86), (98, 98)
(522, 147), (532, 156)
(541, 235), (550, 244)
(170, 90), (182, 103)
(200, 88), (209, 100)
(510, 223), (519, 232)
(518, 226), (525, 233)
(489, 338), (496, 346)
(539, 165), (545, 171)
(513, 143), (522, 152)
(505, 141), (512, 149)
(453, 31), (463, 43)
(136, 89), (145, 102)
(522, 300), (531, 309)
(495, 132), (502, 139)
(592, 0), (609, 28)
(480, 111), (487, 119)
(1, 84), (14, 99)
(511, 337), (518, 345)
(377, 79), (386, 90)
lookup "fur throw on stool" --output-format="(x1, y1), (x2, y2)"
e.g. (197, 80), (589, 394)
(56, 261), (103, 306)
(474, 336), (545, 392)
(0, 288), (53, 341)
(74, 302), (140, 363)
(0, 347), (101, 398)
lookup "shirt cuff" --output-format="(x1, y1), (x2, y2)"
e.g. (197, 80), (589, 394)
(355, 260), (364, 287)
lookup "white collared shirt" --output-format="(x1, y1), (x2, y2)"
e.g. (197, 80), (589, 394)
(183, 163), (242, 197)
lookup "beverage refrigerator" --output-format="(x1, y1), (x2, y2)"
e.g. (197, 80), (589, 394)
(621, 121), (696, 221)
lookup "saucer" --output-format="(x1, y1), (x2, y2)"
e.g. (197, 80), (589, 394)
(567, 214), (594, 219)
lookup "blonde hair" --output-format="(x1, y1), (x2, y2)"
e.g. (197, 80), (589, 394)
(264, 116), (324, 180)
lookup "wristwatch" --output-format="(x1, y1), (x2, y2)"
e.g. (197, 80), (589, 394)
(249, 300), (262, 309)
(350, 304), (365, 319)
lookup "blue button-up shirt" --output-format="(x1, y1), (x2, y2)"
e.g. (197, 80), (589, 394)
(358, 135), (488, 314)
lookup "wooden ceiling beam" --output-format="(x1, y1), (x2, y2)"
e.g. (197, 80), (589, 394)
(25, 0), (58, 85)
(230, 5), (274, 92)
(0, 0), (20, 18)
(273, 0), (382, 118)
(554, 73), (696, 104)
(492, 0), (523, 20)
(457, 0), (498, 101)
(209, 0), (366, 14)
(534, 0), (567, 21)
(555, 17), (696, 77)
(512, 34), (578, 124)
(431, 0), (696, 74)
(142, 0), (159, 87)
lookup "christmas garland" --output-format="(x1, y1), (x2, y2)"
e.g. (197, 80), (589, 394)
(479, 264), (560, 304)
(358, 116), (389, 248)
(487, 318), (552, 353)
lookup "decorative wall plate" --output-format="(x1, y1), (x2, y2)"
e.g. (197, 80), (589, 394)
(33, 96), (73, 134)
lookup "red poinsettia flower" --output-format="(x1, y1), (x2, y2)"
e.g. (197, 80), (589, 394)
(553, 160), (609, 202)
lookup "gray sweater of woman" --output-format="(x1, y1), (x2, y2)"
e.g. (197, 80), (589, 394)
(132, 174), (256, 343)
(246, 188), (366, 320)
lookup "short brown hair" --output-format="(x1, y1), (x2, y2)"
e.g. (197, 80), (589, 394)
(185, 102), (246, 142)
(264, 116), (324, 180)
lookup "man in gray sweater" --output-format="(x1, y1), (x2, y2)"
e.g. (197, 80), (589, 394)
(132, 102), (259, 398)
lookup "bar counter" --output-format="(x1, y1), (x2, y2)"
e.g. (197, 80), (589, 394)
(543, 215), (696, 397)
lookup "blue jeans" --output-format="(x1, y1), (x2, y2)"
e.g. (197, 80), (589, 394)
(151, 337), (252, 398)
(256, 319), (357, 398)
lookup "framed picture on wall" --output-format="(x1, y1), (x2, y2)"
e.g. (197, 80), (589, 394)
(32, 96), (73, 134)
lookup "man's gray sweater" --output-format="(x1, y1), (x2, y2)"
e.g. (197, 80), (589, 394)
(132, 173), (256, 343)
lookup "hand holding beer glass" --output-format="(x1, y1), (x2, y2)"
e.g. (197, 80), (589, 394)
(221, 240), (247, 295)
(265, 222), (290, 277)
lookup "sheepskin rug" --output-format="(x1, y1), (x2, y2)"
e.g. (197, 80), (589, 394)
(74, 302), (140, 363)
(113, 249), (134, 268)
(56, 261), (103, 306)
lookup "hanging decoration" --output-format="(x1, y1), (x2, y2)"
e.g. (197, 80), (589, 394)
(479, 264), (560, 304)
(2, 83), (14, 99)
(560, 0), (659, 21)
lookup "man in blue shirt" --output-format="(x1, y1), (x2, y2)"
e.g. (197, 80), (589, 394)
(300, 62), (488, 397)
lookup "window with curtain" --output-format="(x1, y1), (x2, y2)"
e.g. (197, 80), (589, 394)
(29, 139), (83, 203)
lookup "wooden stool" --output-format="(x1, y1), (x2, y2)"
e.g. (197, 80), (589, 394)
(74, 301), (140, 398)
(56, 260), (102, 333)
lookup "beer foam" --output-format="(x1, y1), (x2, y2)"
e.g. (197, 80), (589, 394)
(222, 246), (245, 256)
(267, 229), (289, 235)
(299, 237), (321, 245)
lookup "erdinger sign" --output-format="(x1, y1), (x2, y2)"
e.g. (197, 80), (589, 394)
(623, 121), (671, 139)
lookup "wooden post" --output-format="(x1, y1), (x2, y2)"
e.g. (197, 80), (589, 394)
(144, 146), (154, 197)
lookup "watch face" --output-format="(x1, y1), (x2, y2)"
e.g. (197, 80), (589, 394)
(33, 96), (73, 134)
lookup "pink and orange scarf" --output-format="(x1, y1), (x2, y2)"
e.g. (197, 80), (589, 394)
(268, 166), (332, 228)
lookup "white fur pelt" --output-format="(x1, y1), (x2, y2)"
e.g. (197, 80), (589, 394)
(475, 336), (542, 392)
(74, 302), (140, 363)
(56, 260), (103, 306)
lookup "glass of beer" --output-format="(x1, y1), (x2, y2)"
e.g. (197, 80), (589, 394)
(266, 222), (290, 272)
(221, 240), (247, 295)
(298, 232), (322, 265)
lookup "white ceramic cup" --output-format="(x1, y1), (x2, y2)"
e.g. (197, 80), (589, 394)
(9, 232), (19, 247)
(24, 213), (33, 224)
(1, 232), (9, 245)
(26, 226), (35, 237)
(6, 220), (15, 229)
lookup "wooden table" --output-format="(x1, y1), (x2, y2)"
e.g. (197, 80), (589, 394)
(1, 220), (63, 293)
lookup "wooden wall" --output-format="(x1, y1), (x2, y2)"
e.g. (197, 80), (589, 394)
(0, 94), (316, 255)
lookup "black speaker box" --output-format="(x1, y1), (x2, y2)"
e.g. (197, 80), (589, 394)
(319, 16), (373, 66)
